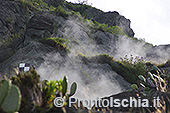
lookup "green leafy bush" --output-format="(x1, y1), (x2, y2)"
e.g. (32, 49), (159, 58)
(120, 55), (146, 71)
(119, 55), (147, 83)
(10, 67), (77, 112)
(65, 1), (103, 18)
(79, 54), (147, 83)
(65, 2), (89, 17)
(42, 76), (77, 107)
(42, 79), (63, 107)
(47, 37), (69, 46)
(92, 20), (124, 35)
(18, 0), (56, 11)
(38, 36), (70, 52)
(0, 32), (22, 47)
(47, 37), (70, 52)
(56, 5), (70, 18)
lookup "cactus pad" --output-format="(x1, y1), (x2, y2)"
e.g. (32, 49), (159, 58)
(1, 85), (21, 113)
(0, 80), (11, 105)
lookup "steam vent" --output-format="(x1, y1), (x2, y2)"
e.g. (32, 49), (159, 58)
(0, 0), (170, 113)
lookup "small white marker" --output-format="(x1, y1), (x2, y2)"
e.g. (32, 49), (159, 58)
(19, 63), (25, 67)
(24, 67), (30, 72)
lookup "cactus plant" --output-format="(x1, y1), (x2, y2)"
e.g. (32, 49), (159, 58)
(1, 85), (21, 113)
(153, 66), (162, 74)
(132, 66), (169, 95)
(62, 76), (68, 97)
(0, 80), (11, 105)
(138, 75), (146, 82)
(69, 82), (77, 97)
(131, 84), (138, 90)
(61, 76), (77, 98)
(44, 76), (77, 107)
(148, 72), (154, 80)
(0, 80), (21, 113)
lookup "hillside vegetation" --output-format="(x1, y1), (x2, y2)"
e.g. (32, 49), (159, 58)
(0, 0), (170, 113)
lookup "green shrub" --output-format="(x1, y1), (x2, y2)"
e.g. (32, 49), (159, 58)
(70, 11), (82, 18)
(65, 1), (103, 18)
(92, 21), (124, 35)
(79, 54), (147, 83)
(18, 0), (56, 12)
(43, 76), (77, 108)
(47, 37), (70, 51)
(10, 67), (77, 112)
(38, 36), (70, 52)
(56, 5), (70, 18)
(120, 55), (146, 71)
(119, 55), (147, 83)
(65, 2), (89, 17)
(43, 79), (63, 107)
(0, 32), (22, 47)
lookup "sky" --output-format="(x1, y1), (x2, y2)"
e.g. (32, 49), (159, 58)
(66, 0), (170, 45)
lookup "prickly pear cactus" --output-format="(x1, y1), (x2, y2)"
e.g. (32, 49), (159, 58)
(131, 84), (138, 90)
(1, 85), (21, 113)
(62, 76), (68, 97)
(153, 66), (162, 74)
(138, 75), (146, 82)
(0, 80), (11, 105)
(69, 82), (77, 97)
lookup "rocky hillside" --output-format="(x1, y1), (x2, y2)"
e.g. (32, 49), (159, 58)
(0, 1), (170, 112)
(0, 0), (169, 74)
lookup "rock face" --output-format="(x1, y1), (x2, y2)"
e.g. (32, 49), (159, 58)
(26, 13), (54, 33)
(0, 0), (170, 105)
(94, 11), (135, 37)
(0, 41), (56, 76)
(84, 7), (103, 19)
(0, 1), (27, 62)
(0, 0), (133, 99)
(24, 13), (54, 45)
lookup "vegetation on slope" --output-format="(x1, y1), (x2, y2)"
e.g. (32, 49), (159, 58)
(38, 36), (70, 52)
(79, 54), (147, 83)
(0, 57), (170, 112)
(18, 0), (57, 12)
(1, 0), (170, 112)
(159, 60), (170, 68)
(7, 68), (78, 113)
(92, 20), (124, 35)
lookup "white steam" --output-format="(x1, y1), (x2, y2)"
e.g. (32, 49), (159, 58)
(37, 16), (169, 100)
(37, 53), (130, 100)
(114, 36), (147, 60)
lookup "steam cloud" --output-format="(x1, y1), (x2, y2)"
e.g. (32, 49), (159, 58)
(37, 16), (170, 100)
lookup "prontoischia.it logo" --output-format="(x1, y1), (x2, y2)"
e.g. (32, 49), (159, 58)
(54, 96), (160, 108)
